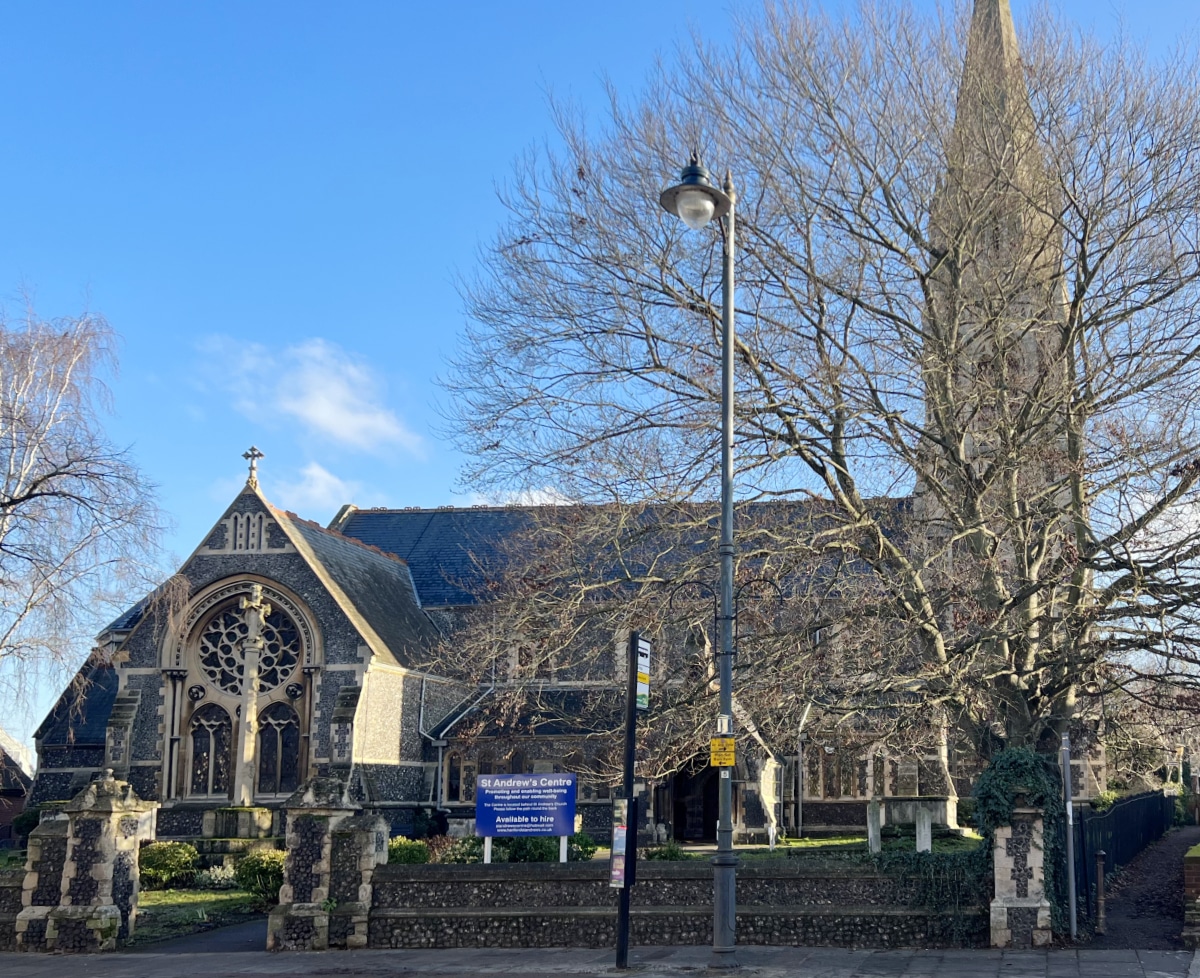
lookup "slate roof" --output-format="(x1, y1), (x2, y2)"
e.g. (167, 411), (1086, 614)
(103, 598), (147, 634)
(333, 499), (911, 609)
(33, 659), (119, 747)
(334, 506), (534, 607)
(281, 513), (444, 667)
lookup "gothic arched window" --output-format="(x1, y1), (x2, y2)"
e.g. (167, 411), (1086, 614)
(446, 753), (462, 803)
(257, 701), (301, 796)
(189, 704), (232, 797)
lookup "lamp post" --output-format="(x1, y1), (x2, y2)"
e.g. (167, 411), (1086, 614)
(660, 154), (738, 968)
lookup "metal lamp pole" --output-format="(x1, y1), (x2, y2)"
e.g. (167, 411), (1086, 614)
(660, 154), (738, 969)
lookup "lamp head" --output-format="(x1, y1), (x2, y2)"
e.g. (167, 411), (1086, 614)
(659, 152), (731, 229)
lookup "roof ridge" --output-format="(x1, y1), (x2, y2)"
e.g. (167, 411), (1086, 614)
(273, 506), (408, 565)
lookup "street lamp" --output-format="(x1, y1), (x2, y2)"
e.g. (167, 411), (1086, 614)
(660, 153), (738, 969)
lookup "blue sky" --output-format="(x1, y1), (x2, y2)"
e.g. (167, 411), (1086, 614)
(0, 0), (1194, 747)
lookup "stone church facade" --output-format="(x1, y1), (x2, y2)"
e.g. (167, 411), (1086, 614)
(30, 469), (473, 839)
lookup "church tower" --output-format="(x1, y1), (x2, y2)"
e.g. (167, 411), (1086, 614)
(919, 0), (1071, 534)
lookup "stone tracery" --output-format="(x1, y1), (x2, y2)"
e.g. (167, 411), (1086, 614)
(197, 604), (301, 696)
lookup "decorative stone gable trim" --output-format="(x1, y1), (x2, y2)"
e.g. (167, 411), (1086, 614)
(330, 686), (362, 774)
(204, 511), (296, 555)
(105, 689), (141, 779)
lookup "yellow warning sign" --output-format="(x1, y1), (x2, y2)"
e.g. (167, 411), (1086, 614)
(710, 737), (736, 767)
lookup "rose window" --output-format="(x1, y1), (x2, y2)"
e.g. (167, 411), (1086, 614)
(197, 603), (301, 695)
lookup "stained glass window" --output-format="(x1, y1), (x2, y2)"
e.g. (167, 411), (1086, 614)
(257, 702), (301, 795)
(189, 704), (232, 797)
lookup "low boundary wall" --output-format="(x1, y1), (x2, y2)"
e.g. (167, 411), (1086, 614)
(367, 861), (987, 949)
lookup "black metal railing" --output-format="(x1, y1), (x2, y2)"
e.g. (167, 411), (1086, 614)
(1069, 790), (1175, 920)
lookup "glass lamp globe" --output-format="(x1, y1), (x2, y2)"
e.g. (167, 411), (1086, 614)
(675, 188), (717, 230)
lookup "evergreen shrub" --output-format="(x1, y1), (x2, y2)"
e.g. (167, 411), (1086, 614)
(568, 831), (598, 861)
(139, 841), (199, 890)
(11, 806), (40, 840)
(504, 837), (559, 862)
(387, 836), (431, 864)
(234, 848), (286, 905)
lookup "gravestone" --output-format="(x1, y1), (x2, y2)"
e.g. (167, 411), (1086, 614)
(866, 800), (882, 854)
(895, 758), (920, 797)
(915, 807), (932, 853)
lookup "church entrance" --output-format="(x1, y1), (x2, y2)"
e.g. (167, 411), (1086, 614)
(670, 767), (719, 841)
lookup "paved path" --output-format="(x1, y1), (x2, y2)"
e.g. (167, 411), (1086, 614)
(1091, 824), (1200, 950)
(0, 944), (1196, 977)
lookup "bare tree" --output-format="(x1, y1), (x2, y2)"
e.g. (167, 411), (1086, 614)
(0, 305), (163, 710)
(444, 0), (1200, 776)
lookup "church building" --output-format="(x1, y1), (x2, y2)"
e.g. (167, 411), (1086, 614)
(28, 0), (1106, 848)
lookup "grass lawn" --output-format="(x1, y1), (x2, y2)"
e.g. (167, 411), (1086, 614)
(128, 888), (262, 946)
(0, 850), (27, 869)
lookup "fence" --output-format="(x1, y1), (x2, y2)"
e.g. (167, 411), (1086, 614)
(1069, 789), (1176, 921)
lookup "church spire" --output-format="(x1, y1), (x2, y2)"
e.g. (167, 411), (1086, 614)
(955, 0), (1031, 139)
(966, 0), (1021, 76)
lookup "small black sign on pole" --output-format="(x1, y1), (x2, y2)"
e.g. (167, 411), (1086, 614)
(613, 630), (648, 969)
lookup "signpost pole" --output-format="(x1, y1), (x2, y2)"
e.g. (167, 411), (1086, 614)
(615, 630), (644, 969)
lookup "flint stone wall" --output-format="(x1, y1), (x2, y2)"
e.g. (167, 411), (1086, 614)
(367, 862), (987, 949)
(0, 868), (22, 950)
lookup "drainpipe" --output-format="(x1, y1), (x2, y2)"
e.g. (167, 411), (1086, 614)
(433, 739), (449, 812)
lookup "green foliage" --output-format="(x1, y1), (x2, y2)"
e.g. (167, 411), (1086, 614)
(387, 836), (431, 864)
(11, 806), (40, 840)
(193, 864), (240, 890)
(1091, 790), (1119, 812)
(504, 837), (560, 862)
(955, 798), (977, 828)
(568, 831), (598, 861)
(642, 840), (690, 860)
(972, 748), (1068, 934)
(233, 849), (286, 906)
(139, 842), (199, 890)
(428, 835), (488, 863)
(412, 832), (599, 864)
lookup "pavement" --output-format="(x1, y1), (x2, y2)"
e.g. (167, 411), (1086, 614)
(0, 936), (1197, 978)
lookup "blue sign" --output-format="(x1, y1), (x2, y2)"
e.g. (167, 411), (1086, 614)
(475, 773), (577, 837)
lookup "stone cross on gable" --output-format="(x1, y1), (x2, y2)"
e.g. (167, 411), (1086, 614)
(243, 445), (265, 489)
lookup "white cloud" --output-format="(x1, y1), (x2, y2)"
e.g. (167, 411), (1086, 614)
(457, 486), (576, 506)
(199, 336), (423, 456)
(274, 462), (361, 515)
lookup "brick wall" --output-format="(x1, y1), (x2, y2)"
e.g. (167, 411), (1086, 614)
(1185, 844), (1200, 902)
